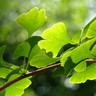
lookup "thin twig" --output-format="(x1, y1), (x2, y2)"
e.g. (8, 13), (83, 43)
(0, 59), (96, 91)
(86, 59), (96, 63)
(0, 63), (61, 91)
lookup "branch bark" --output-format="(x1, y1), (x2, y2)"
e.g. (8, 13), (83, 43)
(0, 59), (96, 91)
(0, 63), (61, 91)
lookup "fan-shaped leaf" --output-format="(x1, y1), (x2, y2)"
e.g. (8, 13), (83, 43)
(82, 17), (96, 39)
(70, 63), (96, 84)
(70, 37), (96, 63)
(61, 48), (73, 66)
(74, 61), (86, 72)
(13, 42), (31, 59)
(17, 7), (47, 37)
(5, 74), (31, 96)
(29, 45), (59, 68)
(91, 45), (96, 56)
(0, 67), (12, 79)
(38, 22), (72, 58)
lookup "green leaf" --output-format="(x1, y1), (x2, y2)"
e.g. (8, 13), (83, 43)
(72, 30), (82, 44)
(70, 63), (96, 84)
(17, 7), (47, 37)
(52, 66), (64, 77)
(61, 38), (96, 76)
(91, 45), (96, 56)
(63, 57), (75, 76)
(61, 48), (73, 66)
(70, 37), (96, 63)
(5, 74), (31, 96)
(13, 42), (31, 59)
(0, 45), (6, 58)
(74, 61), (86, 72)
(29, 45), (59, 68)
(82, 17), (96, 39)
(0, 67), (12, 79)
(0, 45), (6, 64)
(26, 36), (42, 49)
(0, 45), (8, 67)
(38, 22), (72, 58)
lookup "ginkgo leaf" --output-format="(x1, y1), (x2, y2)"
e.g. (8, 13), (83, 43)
(61, 48), (73, 66)
(0, 67), (12, 79)
(0, 45), (8, 67)
(38, 22), (72, 58)
(72, 30), (82, 44)
(74, 61), (86, 72)
(61, 38), (96, 76)
(52, 66), (65, 77)
(5, 74), (31, 96)
(91, 45), (96, 56)
(70, 63), (96, 84)
(26, 36), (42, 49)
(0, 45), (6, 64)
(0, 45), (6, 58)
(13, 42), (31, 59)
(70, 37), (96, 63)
(62, 57), (75, 76)
(82, 17), (96, 39)
(29, 45), (59, 68)
(17, 7), (47, 37)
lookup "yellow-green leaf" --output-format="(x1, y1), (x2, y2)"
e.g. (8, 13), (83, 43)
(17, 7), (47, 37)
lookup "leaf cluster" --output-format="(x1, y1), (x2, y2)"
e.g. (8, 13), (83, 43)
(0, 7), (96, 96)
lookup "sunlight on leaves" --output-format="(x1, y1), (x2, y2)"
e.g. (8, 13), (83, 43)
(17, 7), (47, 37)
(91, 45), (96, 56)
(82, 17), (96, 39)
(70, 37), (96, 63)
(38, 22), (72, 58)
(0, 67), (12, 79)
(70, 63), (96, 84)
(5, 74), (31, 96)
(74, 61), (86, 72)
(29, 45), (59, 68)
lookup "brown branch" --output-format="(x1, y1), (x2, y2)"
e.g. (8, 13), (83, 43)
(0, 63), (61, 91)
(86, 59), (96, 63)
(0, 59), (96, 91)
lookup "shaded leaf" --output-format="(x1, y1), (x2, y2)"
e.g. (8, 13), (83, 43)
(0, 45), (6, 58)
(26, 36), (42, 49)
(13, 42), (31, 59)
(38, 22), (72, 58)
(5, 74), (31, 96)
(52, 66), (64, 77)
(29, 45), (59, 68)
(17, 7), (47, 37)
(61, 48), (73, 66)
(63, 57), (75, 76)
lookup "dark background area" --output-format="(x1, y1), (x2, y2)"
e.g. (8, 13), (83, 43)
(0, 0), (96, 96)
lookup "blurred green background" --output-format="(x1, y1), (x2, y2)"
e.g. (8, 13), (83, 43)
(0, 0), (96, 96)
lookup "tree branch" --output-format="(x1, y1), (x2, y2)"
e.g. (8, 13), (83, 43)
(86, 59), (96, 63)
(0, 59), (96, 91)
(0, 63), (61, 91)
